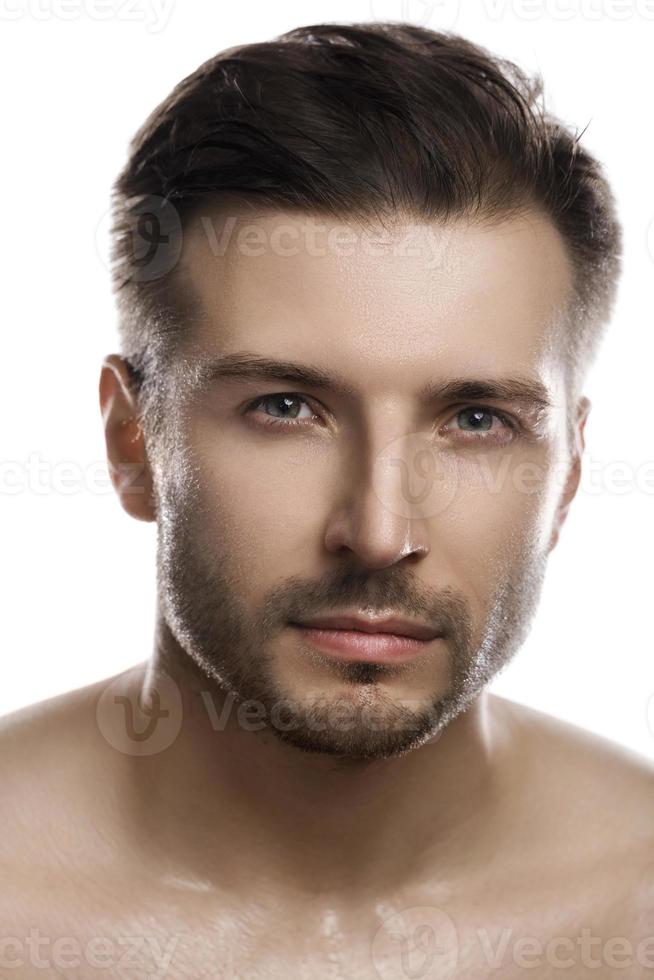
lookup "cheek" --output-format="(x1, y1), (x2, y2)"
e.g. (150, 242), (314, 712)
(432, 448), (561, 593)
(189, 426), (321, 577)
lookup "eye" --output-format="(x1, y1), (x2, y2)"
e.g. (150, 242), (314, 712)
(243, 393), (319, 429)
(242, 394), (519, 443)
(442, 406), (517, 444)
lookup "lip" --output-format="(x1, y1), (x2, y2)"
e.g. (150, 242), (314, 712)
(290, 614), (442, 665)
(292, 614), (439, 641)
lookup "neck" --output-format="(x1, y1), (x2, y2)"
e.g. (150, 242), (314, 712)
(122, 609), (511, 901)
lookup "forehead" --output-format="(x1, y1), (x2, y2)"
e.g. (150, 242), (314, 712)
(176, 205), (574, 386)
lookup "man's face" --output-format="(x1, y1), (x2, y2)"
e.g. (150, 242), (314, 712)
(151, 207), (578, 761)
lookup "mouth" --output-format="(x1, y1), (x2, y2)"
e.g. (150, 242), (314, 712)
(289, 622), (442, 665)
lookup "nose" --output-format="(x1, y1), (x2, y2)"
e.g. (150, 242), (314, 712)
(323, 432), (435, 569)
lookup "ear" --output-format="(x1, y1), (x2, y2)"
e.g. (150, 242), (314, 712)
(99, 354), (156, 522)
(547, 395), (590, 554)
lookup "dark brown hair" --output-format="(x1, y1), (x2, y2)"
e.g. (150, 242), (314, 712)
(109, 21), (621, 440)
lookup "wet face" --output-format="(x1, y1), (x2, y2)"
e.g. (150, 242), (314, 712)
(151, 207), (580, 761)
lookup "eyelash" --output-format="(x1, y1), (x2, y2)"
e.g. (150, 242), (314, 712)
(243, 393), (520, 442)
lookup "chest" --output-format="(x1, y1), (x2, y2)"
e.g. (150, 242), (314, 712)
(2, 882), (639, 980)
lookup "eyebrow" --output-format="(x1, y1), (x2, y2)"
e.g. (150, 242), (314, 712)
(196, 352), (554, 411)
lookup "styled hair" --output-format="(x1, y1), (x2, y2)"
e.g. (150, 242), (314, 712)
(109, 20), (622, 442)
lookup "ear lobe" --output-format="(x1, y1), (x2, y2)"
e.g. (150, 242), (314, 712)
(547, 395), (591, 554)
(547, 454), (581, 553)
(575, 395), (591, 455)
(99, 354), (156, 523)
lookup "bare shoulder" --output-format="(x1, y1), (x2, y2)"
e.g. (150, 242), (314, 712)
(492, 691), (654, 803)
(0, 667), (135, 765)
(490, 693), (654, 926)
(0, 668), (156, 935)
(0, 668), (141, 863)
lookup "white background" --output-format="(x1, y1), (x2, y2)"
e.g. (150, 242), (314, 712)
(0, 0), (652, 760)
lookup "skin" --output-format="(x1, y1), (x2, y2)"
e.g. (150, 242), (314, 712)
(0, 208), (653, 979)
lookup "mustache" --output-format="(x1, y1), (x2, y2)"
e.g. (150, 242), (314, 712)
(270, 569), (473, 639)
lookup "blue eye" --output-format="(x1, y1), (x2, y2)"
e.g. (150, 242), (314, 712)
(243, 393), (518, 443)
(445, 406), (517, 445)
(245, 393), (317, 428)
(456, 408), (500, 431)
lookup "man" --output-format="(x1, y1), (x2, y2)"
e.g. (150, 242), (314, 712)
(1, 20), (652, 979)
